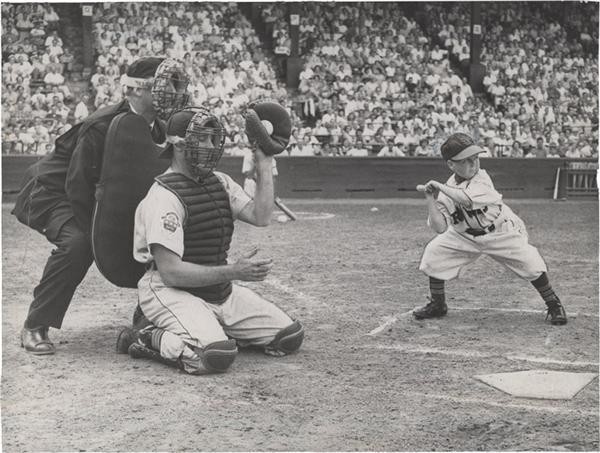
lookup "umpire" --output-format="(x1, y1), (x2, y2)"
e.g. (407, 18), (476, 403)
(12, 57), (188, 355)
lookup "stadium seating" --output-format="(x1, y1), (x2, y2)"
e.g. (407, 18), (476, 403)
(2, 2), (597, 159)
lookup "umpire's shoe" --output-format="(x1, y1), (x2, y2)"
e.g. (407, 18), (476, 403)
(21, 326), (55, 355)
(546, 299), (567, 325)
(413, 299), (448, 320)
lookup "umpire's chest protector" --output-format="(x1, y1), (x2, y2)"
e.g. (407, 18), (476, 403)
(92, 112), (169, 288)
(155, 172), (234, 304)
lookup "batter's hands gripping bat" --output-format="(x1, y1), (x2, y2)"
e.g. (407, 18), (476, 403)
(275, 197), (297, 221)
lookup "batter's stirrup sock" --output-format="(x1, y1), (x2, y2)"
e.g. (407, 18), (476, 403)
(429, 277), (446, 305)
(531, 273), (567, 325)
(531, 273), (559, 305)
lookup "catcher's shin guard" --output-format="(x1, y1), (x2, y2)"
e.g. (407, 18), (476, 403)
(128, 342), (183, 370)
(198, 339), (238, 373)
(265, 320), (304, 356)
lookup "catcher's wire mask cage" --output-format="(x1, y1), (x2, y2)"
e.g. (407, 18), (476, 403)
(168, 107), (227, 177)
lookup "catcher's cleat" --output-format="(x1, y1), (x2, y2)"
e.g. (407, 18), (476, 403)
(128, 342), (183, 370)
(412, 299), (448, 320)
(116, 325), (154, 353)
(545, 299), (567, 325)
(116, 327), (138, 354)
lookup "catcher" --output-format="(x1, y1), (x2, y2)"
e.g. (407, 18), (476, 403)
(117, 103), (303, 374)
(414, 132), (567, 325)
(12, 57), (190, 355)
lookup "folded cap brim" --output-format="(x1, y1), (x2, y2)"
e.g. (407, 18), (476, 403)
(450, 145), (485, 161)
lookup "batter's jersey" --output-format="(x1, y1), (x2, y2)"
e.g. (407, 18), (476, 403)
(133, 169), (251, 264)
(432, 169), (516, 234)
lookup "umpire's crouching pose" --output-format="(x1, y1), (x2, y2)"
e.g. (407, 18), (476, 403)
(116, 107), (303, 374)
(13, 57), (189, 355)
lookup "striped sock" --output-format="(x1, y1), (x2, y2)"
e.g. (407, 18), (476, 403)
(531, 272), (559, 305)
(150, 328), (165, 351)
(429, 277), (446, 305)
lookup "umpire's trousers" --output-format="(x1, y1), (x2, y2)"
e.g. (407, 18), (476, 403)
(25, 209), (94, 329)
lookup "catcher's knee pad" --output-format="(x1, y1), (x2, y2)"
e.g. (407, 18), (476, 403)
(198, 339), (238, 373)
(268, 321), (304, 355)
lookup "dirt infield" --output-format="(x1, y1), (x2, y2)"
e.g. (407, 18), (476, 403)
(2, 199), (598, 452)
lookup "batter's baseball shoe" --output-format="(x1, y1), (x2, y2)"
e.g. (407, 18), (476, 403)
(413, 299), (448, 320)
(545, 299), (567, 325)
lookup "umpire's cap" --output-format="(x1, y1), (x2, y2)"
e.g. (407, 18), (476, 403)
(126, 57), (165, 78)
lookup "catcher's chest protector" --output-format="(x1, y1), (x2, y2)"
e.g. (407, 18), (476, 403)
(92, 112), (169, 288)
(155, 172), (234, 304)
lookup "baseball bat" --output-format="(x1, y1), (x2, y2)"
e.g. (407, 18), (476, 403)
(275, 197), (297, 221)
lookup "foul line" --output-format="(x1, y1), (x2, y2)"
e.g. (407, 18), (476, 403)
(361, 344), (599, 368)
(264, 276), (329, 308)
(412, 392), (599, 416)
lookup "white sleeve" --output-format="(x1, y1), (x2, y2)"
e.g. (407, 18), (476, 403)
(463, 171), (502, 208)
(142, 186), (186, 258)
(215, 172), (252, 219)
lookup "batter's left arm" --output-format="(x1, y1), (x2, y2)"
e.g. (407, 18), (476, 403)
(426, 180), (473, 209)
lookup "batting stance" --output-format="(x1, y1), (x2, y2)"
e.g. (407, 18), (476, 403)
(12, 57), (189, 355)
(116, 105), (303, 374)
(414, 132), (567, 325)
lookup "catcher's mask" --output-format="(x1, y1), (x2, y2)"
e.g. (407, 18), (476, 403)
(162, 107), (226, 178)
(151, 59), (190, 120)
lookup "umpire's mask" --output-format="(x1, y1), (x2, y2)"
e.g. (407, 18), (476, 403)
(163, 107), (227, 179)
(151, 59), (190, 120)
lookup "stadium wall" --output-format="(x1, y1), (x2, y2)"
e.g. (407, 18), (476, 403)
(2, 156), (595, 200)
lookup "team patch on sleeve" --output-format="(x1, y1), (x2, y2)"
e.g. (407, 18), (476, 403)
(161, 212), (180, 233)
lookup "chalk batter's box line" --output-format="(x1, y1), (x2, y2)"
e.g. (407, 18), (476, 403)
(357, 343), (599, 368)
(367, 306), (598, 336)
(411, 392), (599, 416)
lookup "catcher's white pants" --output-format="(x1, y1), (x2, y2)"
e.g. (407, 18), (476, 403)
(419, 217), (547, 281)
(138, 269), (294, 372)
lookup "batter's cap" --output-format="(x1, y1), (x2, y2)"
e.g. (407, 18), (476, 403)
(442, 144), (485, 161)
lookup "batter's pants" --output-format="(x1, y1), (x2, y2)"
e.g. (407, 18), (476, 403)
(26, 209), (94, 329)
(419, 222), (548, 281)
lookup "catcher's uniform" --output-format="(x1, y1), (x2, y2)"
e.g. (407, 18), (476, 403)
(242, 150), (278, 198)
(133, 168), (294, 372)
(419, 169), (547, 281)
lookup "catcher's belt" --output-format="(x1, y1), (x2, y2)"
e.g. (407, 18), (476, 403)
(92, 112), (169, 288)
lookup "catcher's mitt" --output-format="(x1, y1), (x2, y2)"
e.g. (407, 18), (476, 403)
(244, 100), (292, 156)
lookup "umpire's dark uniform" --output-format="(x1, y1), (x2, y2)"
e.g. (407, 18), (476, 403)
(12, 56), (167, 355)
(13, 102), (166, 337)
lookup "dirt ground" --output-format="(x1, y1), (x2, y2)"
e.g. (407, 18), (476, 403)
(2, 199), (598, 452)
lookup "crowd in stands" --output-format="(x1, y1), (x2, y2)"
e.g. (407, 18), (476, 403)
(2, 2), (598, 160)
(280, 2), (597, 158)
(89, 1), (298, 156)
(1, 3), (80, 154)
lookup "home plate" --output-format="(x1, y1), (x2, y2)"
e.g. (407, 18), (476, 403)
(474, 370), (598, 400)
